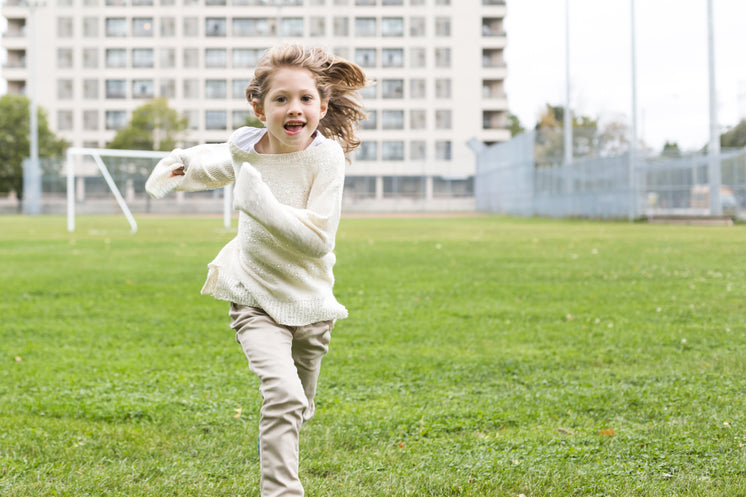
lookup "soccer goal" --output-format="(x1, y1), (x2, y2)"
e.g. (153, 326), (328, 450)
(65, 147), (233, 234)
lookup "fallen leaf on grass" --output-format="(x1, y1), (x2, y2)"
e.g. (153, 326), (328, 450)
(15, 356), (22, 362)
(557, 427), (574, 435)
(234, 408), (242, 419)
(600, 427), (616, 437)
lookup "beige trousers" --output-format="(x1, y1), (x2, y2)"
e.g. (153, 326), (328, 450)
(230, 304), (333, 497)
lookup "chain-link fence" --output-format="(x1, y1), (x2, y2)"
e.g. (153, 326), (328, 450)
(475, 129), (746, 220)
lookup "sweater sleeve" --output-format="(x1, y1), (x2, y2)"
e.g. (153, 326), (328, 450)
(145, 143), (234, 199)
(232, 152), (345, 259)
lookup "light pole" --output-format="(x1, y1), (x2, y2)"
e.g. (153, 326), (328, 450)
(23, 0), (44, 215)
(706, 0), (722, 216)
(563, 0), (572, 168)
(629, 0), (638, 221)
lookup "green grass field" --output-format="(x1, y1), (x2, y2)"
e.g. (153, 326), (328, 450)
(1, 215), (745, 497)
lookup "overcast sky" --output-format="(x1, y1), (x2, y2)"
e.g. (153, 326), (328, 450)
(504, 0), (746, 152)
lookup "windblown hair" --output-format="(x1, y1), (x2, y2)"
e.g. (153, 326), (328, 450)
(246, 44), (370, 155)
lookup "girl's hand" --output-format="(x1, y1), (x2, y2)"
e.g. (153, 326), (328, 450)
(170, 166), (185, 177)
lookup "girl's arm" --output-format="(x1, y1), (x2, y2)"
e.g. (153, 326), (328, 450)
(233, 155), (345, 259)
(145, 143), (234, 199)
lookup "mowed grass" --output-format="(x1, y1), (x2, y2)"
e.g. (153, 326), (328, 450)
(1, 214), (745, 497)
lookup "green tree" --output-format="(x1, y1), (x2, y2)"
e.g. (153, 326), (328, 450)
(0, 94), (68, 199)
(720, 119), (746, 149)
(244, 115), (265, 129)
(507, 112), (524, 137)
(661, 141), (682, 158)
(108, 98), (188, 151)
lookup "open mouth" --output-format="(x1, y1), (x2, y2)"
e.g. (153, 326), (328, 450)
(284, 122), (306, 134)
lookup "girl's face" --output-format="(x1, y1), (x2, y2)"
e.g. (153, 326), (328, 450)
(252, 67), (328, 154)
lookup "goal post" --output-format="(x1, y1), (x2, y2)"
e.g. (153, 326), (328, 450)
(66, 147), (233, 234)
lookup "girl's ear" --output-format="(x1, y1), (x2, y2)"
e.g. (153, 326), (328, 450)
(320, 99), (329, 120)
(251, 98), (266, 121)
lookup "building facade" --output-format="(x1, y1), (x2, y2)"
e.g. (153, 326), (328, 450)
(1, 0), (508, 211)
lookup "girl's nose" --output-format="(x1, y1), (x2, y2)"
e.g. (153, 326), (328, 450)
(288, 98), (303, 115)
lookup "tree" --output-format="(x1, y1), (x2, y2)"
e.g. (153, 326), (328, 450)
(244, 115), (265, 129)
(507, 112), (524, 137)
(0, 94), (68, 199)
(720, 119), (746, 149)
(108, 98), (188, 151)
(661, 141), (682, 158)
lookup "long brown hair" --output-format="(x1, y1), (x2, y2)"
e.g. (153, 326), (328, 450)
(246, 44), (369, 154)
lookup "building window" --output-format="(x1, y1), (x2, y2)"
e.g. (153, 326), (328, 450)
(434, 177), (474, 197)
(105, 18), (127, 37)
(410, 16), (425, 36)
(435, 47), (451, 68)
(106, 49), (127, 68)
(344, 176), (377, 199)
(354, 18), (376, 37)
(183, 17), (199, 37)
(183, 110), (199, 130)
(435, 110), (452, 129)
(381, 17), (403, 36)
(206, 110), (227, 130)
(205, 79), (227, 99)
(205, 49), (227, 68)
(410, 109), (426, 129)
(160, 79), (176, 98)
(106, 0), (126, 4)
(133, 0), (154, 5)
(57, 110), (73, 131)
(280, 18), (303, 37)
(132, 48), (154, 68)
(57, 48), (73, 69)
(310, 17), (325, 37)
(382, 141), (404, 161)
(355, 142), (377, 161)
(409, 140), (426, 160)
(436, 79), (452, 99)
(83, 79), (99, 99)
(233, 18), (272, 37)
(161, 17), (176, 37)
(333, 17), (349, 37)
(436, 0), (451, 4)
(207, 0), (227, 4)
(435, 140), (452, 160)
(410, 47), (426, 68)
(57, 79), (73, 99)
(360, 85), (377, 99)
(384, 176), (424, 198)
(160, 48), (176, 68)
(233, 48), (264, 68)
(183, 79), (199, 99)
(356, 0), (375, 5)
(435, 17), (451, 36)
(133, 80), (155, 98)
(206, 18), (227, 37)
(106, 80), (127, 99)
(382, 0), (403, 4)
(83, 48), (99, 69)
(105, 110), (127, 130)
(233, 79), (250, 99)
(360, 110), (377, 130)
(232, 110), (253, 129)
(133, 18), (154, 37)
(83, 17), (99, 37)
(382, 110), (404, 130)
(410, 79), (426, 99)
(382, 48), (403, 68)
(183, 48), (199, 68)
(381, 79), (403, 99)
(355, 48), (377, 68)
(57, 17), (74, 38)
(83, 110), (99, 131)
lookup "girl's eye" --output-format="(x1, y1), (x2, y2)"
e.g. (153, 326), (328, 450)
(302, 95), (313, 102)
(275, 96), (286, 103)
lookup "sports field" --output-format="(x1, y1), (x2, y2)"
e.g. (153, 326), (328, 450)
(1, 215), (744, 496)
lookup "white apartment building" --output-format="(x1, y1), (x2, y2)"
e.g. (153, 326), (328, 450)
(1, 0), (508, 211)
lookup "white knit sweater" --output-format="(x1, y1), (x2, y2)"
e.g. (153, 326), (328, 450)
(145, 127), (348, 326)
